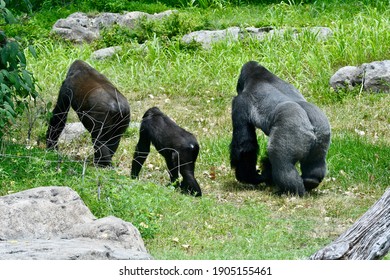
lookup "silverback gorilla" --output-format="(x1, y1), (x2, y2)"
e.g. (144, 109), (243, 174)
(131, 107), (202, 197)
(230, 61), (331, 196)
(46, 60), (130, 167)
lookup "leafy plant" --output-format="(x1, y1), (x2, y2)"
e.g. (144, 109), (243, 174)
(0, 0), (38, 139)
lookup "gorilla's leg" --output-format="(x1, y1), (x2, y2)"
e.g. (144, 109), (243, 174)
(180, 162), (202, 197)
(230, 97), (263, 185)
(102, 133), (122, 165)
(131, 128), (151, 178)
(296, 101), (331, 191)
(178, 146), (201, 197)
(267, 102), (316, 196)
(300, 153), (327, 191)
(301, 132), (330, 191)
(234, 151), (263, 185)
(75, 110), (110, 166)
(269, 154), (305, 197)
(161, 146), (201, 196)
(230, 125), (263, 184)
(103, 113), (130, 162)
(164, 150), (179, 184)
(90, 123), (113, 167)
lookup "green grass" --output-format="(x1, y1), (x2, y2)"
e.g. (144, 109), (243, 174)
(2, 133), (388, 259)
(327, 135), (390, 190)
(1, 0), (390, 259)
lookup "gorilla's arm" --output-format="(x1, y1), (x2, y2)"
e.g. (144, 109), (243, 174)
(176, 142), (202, 197)
(230, 96), (263, 185)
(130, 126), (151, 179)
(46, 84), (72, 149)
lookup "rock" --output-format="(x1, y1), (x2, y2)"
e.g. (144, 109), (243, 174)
(182, 27), (241, 48)
(52, 12), (99, 43)
(117, 11), (149, 28)
(52, 10), (177, 43)
(0, 187), (152, 260)
(242, 26), (274, 41)
(182, 26), (333, 48)
(93, 12), (121, 29)
(307, 26), (333, 40)
(58, 122), (87, 143)
(330, 60), (390, 93)
(243, 26), (332, 41)
(91, 46), (122, 60)
(149, 9), (177, 20)
(362, 60), (390, 92)
(329, 66), (363, 90)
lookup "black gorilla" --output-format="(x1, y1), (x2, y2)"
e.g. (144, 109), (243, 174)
(230, 61), (331, 196)
(46, 60), (130, 167)
(131, 107), (202, 197)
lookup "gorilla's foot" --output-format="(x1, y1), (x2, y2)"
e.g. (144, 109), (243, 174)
(303, 178), (320, 191)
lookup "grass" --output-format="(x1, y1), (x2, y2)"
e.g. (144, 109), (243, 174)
(1, 0), (390, 259)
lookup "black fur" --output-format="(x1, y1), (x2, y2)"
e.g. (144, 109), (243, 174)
(46, 60), (130, 167)
(131, 107), (201, 197)
(230, 61), (331, 196)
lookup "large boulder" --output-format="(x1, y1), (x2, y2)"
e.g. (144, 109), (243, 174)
(330, 60), (390, 93)
(52, 12), (100, 43)
(0, 186), (152, 260)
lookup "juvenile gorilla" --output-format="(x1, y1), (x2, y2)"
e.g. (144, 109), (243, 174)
(46, 60), (130, 167)
(230, 61), (331, 196)
(131, 107), (202, 197)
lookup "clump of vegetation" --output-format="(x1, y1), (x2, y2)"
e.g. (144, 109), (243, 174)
(96, 12), (197, 49)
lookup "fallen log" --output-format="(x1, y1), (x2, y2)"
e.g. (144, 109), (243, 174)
(310, 188), (390, 260)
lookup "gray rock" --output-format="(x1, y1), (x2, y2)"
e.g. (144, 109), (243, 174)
(330, 60), (390, 93)
(0, 186), (152, 260)
(245, 26), (333, 40)
(182, 27), (241, 48)
(52, 12), (99, 43)
(362, 60), (390, 92)
(182, 26), (333, 49)
(0, 238), (150, 260)
(58, 122), (87, 143)
(307, 26), (333, 40)
(92, 12), (121, 29)
(242, 26), (274, 40)
(330, 66), (364, 90)
(91, 46), (122, 60)
(117, 11), (149, 28)
(149, 9), (177, 20)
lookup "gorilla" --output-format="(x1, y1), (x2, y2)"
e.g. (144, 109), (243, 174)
(131, 107), (202, 197)
(46, 60), (130, 167)
(230, 61), (331, 196)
